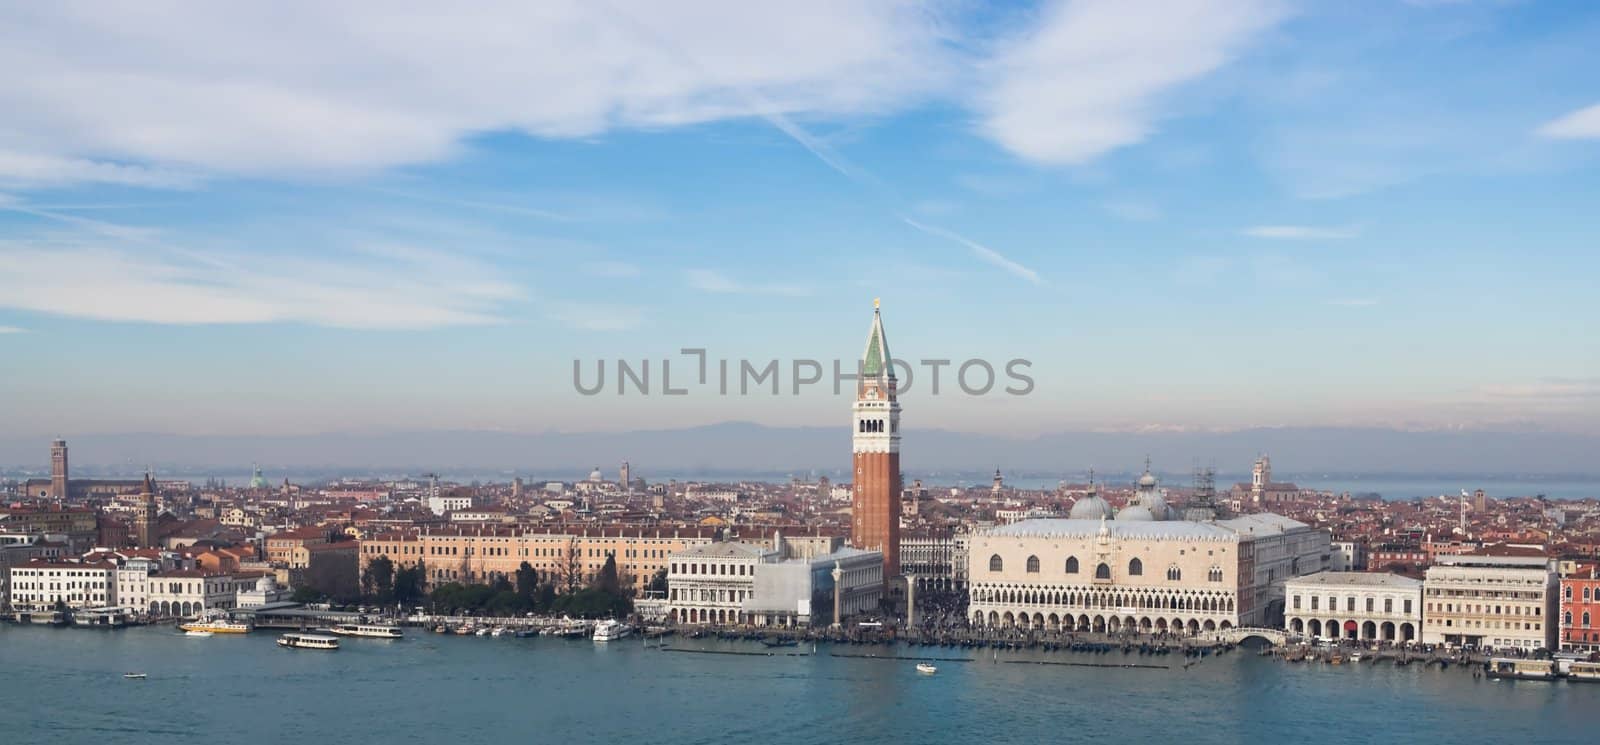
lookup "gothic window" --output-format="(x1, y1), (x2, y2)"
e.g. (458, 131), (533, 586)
(989, 554), (1003, 572)
(1066, 556), (1079, 574)
(1565, 611), (1574, 626)
(1166, 566), (1181, 581)
(1026, 555), (1040, 573)
(1095, 563), (1111, 580)
(1208, 567), (1223, 582)
(1584, 612), (1591, 628)
(1128, 558), (1143, 576)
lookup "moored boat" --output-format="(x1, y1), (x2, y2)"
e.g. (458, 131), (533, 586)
(592, 619), (633, 642)
(1567, 661), (1600, 682)
(1486, 658), (1556, 680)
(916, 662), (938, 674)
(184, 630), (214, 637)
(278, 633), (340, 650)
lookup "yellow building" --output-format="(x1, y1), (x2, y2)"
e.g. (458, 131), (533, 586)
(360, 525), (719, 596)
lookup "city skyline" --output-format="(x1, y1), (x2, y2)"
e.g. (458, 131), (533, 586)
(2, 1), (1598, 440)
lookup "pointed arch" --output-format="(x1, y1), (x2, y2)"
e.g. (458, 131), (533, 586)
(1128, 557), (1143, 576)
(1065, 556), (1080, 574)
(1095, 562), (1111, 580)
(1026, 555), (1041, 573)
(989, 554), (1003, 572)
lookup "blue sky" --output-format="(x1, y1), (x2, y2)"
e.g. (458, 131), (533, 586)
(0, 0), (1597, 439)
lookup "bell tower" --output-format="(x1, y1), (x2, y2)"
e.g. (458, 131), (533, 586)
(851, 299), (901, 578)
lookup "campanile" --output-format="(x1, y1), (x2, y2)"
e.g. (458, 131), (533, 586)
(851, 299), (901, 578)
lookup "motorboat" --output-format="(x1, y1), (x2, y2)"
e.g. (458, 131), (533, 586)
(184, 630), (215, 637)
(1487, 658), (1556, 680)
(178, 618), (251, 634)
(916, 662), (938, 675)
(123, 673), (147, 680)
(278, 633), (340, 650)
(592, 619), (633, 642)
(328, 623), (404, 639)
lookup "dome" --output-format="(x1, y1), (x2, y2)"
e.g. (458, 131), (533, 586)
(1138, 471), (1158, 488)
(587, 467), (603, 482)
(1069, 494), (1114, 520)
(1117, 505), (1155, 521)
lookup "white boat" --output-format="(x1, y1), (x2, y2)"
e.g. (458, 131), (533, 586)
(475, 627), (492, 637)
(184, 630), (215, 637)
(1487, 658), (1555, 680)
(916, 662), (938, 674)
(179, 618), (252, 634)
(278, 633), (340, 650)
(123, 673), (147, 680)
(592, 620), (633, 642)
(328, 623), (404, 639)
(1568, 661), (1600, 682)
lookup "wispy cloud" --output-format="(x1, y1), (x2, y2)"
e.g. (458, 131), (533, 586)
(0, 325), (27, 334)
(0, 211), (525, 329)
(1477, 378), (1600, 400)
(900, 217), (1043, 285)
(1536, 103), (1600, 140)
(548, 302), (645, 332)
(977, 0), (1287, 164)
(0, 150), (199, 189)
(684, 269), (810, 297)
(1242, 224), (1358, 240)
(581, 260), (641, 278)
(1102, 200), (1162, 222)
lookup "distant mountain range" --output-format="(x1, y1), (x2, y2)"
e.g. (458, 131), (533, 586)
(1, 423), (1595, 477)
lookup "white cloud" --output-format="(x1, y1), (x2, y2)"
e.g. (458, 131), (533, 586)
(977, 0), (1285, 164)
(901, 217), (1043, 285)
(0, 325), (27, 334)
(0, 233), (524, 329)
(684, 269), (810, 297)
(0, 2), (951, 184)
(1536, 103), (1600, 140)
(1242, 224), (1358, 240)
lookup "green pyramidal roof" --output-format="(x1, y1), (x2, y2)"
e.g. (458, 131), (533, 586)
(861, 308), (893, 378)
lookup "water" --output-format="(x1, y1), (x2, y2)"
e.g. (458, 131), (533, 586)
(2, 625), (1593, 744)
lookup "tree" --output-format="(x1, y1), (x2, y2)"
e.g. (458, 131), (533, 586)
(561, 538), (583, 594)
(364, 555), (395, 603)
(646, 568), (668, 595)
(394, 560), (426, 606)
(292, 586), (324, 604)
(515, 561), (539, 601)
(596, 553), (621, 596)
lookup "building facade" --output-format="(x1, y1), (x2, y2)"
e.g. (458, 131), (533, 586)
(1559, 564), (1600, 652)
(7, 559), (117, 611)
(666, 537), (883, 627)
(360, 525), (718, 597)
(1285, 571), (1422, 642)
(1422, 553), (1557, 651)
(967, 514), (1328, 634)
(850, 301), (901, 579)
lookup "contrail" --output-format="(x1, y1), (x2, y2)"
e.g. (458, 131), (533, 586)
(595, 1), (1042, 285)
(901, 216), (1043, 285)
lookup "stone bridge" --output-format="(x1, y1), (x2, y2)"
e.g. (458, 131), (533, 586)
(1214, 627), (1291, 646)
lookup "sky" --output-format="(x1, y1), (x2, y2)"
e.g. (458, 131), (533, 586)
(0, 0), (1597, 441)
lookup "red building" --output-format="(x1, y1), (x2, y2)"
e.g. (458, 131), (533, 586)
(1560, 564), (1600, 651)
(851, 301), (900, 580)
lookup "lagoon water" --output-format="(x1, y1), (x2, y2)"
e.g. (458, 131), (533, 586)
(2, 625), (1595, 744)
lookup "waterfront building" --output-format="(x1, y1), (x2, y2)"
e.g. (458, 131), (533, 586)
(967, 513), (1329, 633)
(147, 569), (256, 618)
(666, 534), (883, 627)
(1422, 551), (1557, 651)
(1559, 563), (1600, 652)
(7, 558), (117, 611)
(850, 300), (901, 580)
(115, 556), (159, 612)
(236, 574), (291, 608)
(360, 525), (719, 597)
(1284, 571), (1422, 642)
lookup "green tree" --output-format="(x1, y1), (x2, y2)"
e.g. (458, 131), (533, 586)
(596, 553), (621, 596)
(515, 561), (539, 600)
(646, 568), (668, 595)
(364, 555), (395, 603)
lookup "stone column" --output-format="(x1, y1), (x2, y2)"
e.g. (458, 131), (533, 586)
(832, 561), (844, 628)
(905, 574), (917, 631)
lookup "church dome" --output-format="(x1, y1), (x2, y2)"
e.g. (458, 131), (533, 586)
(1117, 505), (1155, 521)
(1069, 494), (1114, 520)
(1138, 471), (1158, 488)
(588, 467), (603, 482)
